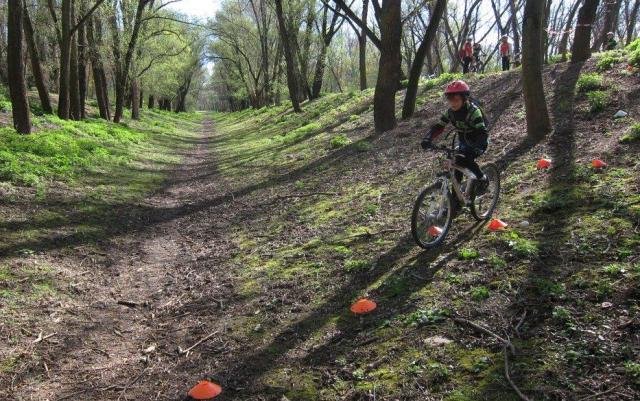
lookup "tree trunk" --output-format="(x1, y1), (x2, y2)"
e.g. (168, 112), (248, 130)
(86, 16), (109, 120)
(571, 0), (600, 62)
(113, 0), (148, 123)
(69, 29), (81, 120)
(274, 0), (302, 112)
(7, 0), (31, 133)
(593, 0), (622, 50)
(509, 0), (522, 55)
(311, 43), (328, 99)
(373, 0), (401, 133)
(402, 0), (447, 119)
(522, 0), (551, 138)
(626, 0), (640, 45)
(558, 0), (582, 61)
(78, 20), (87, 119)
(57, 0), (72, 119)
(148, 95), (154, 109)
(23, 0), (52, 114)
(131, 79), (140, 119)
(359, 0), (369, 90)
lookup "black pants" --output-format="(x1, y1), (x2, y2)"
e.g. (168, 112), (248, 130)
(502, 56), (511, 71)
(462, 57), (473, 74)
(454, 138), (486, 183)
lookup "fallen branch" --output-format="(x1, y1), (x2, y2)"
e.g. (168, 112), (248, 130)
(345, 228), (403, 239)
(275, 192), (338, 199)
(117, 300), (145, 308)
(33, 331), (57, 344)
(577, 383), (623, 401)
(178, 330), (218, 356)
(452, 317), (515, 354)
(503, 347), (532, 401)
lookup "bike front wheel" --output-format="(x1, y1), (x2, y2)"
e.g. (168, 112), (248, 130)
(411, 181), (454, 249)
(470, 163), (500, 221)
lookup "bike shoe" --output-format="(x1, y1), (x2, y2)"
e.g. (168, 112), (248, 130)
(475, 176), (489, 196)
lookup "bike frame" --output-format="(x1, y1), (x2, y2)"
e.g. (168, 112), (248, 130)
(438, 157), (476, 204)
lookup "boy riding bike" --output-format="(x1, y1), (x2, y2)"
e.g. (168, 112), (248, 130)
(421, 80), (489, 202)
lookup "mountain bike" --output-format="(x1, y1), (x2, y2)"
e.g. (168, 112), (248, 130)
(470, 52), (486, 73)
(411, 133), (500, 249)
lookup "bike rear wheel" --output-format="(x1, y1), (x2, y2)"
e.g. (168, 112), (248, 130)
(411, 181), (454, 249)
(470, 163), (500, 221)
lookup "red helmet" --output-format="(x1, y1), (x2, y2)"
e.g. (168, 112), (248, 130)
(444, 80), (470, 96)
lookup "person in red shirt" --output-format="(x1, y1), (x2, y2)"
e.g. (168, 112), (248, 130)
(500, 35), (511, 71)
(461, 37), (473, 74)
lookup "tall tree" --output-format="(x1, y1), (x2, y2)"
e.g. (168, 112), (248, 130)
(23, 0), (53, 114)
(508, 0), (522, 56)
(274, 0), (302, 112)
(558, 0), (583, 61)
(7, 0), (31, 133)
(402, 0), (447, 119)
(571, 0), (600, 62)
(311, 3), (344, 99)
(593, 0), (622, 50)
(359, 0), (369, 90)
(626, 0), (640, 45)
(522, 0), (551, 138)
(373, 0), (401, 133)
(86, 15), (110, 120)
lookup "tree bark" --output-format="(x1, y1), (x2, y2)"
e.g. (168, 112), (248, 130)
(57, 0), (72, 119)
(402, 0), (447, 119)
(571, 0), (600, 62)
(359, 0), (369, 90)
(78, 19), (87, 119)
(373, 0), (401, 133)
(23, 0), (52, 114)
(626, 0), (640, 45)
(509, 0), (522, 55)
(7, 0), (31, 133)
(593, 0), (622, 50)
(113, 0), (149, 123)
(86, 16), (110, 120)
(131, 79), (140, 119)
(274, 0), (302, 112)
(69, 9), (81, 121)
(148, 94), (154, 109)
(522, 0), (551, 138)
(558, 0), (582, 61)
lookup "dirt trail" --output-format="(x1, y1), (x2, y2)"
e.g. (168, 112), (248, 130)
(10, 118), (243, 401)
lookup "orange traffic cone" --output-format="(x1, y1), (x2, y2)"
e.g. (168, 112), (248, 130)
(536, 158), (552, 169)
(592, 159), (607, 169)
(188, 380), (222, 400)
(350, 298), (377, 315)
(428, 225), (443, 237)
(487, 219), (508, 232)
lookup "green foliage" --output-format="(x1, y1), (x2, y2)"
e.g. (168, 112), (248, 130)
(344, 259), (369, 272)
(503, 231), (539, 257)
(353, 140), (373, 152)
(329, 134), (351, 149)
(620, 123), (640, 143)
(549, 54), (569, 64)
(458, 248), (479, 260)
(551, 305), (571, 322)
(576, 73), (603, 92)
(586, 90), (609, 113)
(596, 51), (623, 71)
(469, 286), (490, 301)
(624, 361), (640, 384)
(488, 254), (507, 269)
(627, 38), (640, 53)
(404, 308), (448, 327)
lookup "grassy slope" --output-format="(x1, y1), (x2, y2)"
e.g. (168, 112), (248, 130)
(0, 106), (202, 367)
(209, 58), (639, 400)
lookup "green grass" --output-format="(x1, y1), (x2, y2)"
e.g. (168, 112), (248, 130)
(596, 50), (623, 71)
(620, 123), (640, 143)
(586, 91), (609, 113)
(329, 134), (351, 149)
(576, 73), (604, 93)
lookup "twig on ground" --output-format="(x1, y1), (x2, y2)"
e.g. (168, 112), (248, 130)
(577, 384), (624, 401)
(275, 192), (339, 199)
(117, 300), (145, 308)
(515, 309), (528, 335)
(452, 317), (515, 354)
(345, 228), (402, 238)
(503, 347), (532, 401)
(33, 331), (57, 344)
(178, 330), (219, 356)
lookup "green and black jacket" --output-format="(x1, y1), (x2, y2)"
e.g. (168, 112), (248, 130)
(428, 101), (488, 149)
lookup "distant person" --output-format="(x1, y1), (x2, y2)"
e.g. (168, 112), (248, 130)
(473, 42), (483, 63)
(421, 80), (489, 195)
(604, 32), (617, 51)
(460, 37), (474, 74)
(500, 35), (512, 71)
